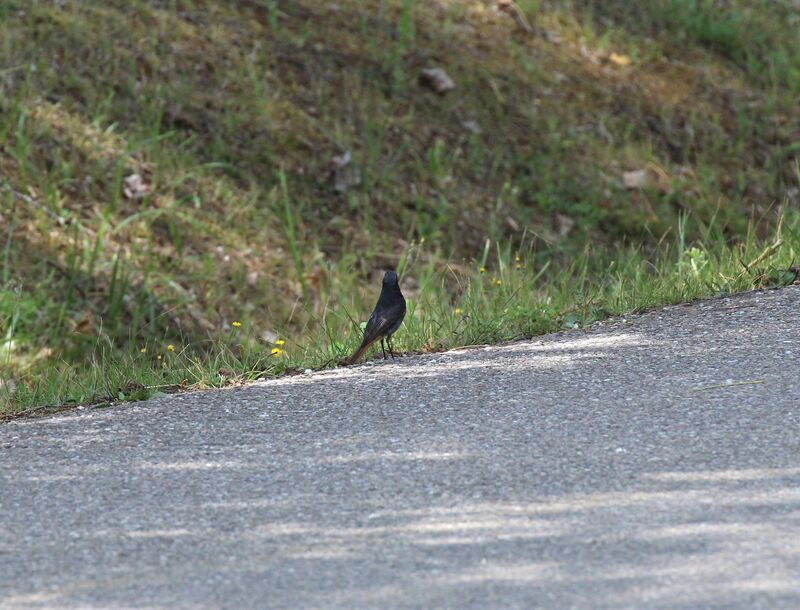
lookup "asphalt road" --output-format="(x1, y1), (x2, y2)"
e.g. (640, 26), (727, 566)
(2, 286), (800, 609)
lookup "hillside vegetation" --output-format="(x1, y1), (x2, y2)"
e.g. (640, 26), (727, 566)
(1, 0), (799, 414)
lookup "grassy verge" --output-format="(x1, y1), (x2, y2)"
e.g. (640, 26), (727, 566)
(1, 1), (799, 417)
(3, 211), (798, 418)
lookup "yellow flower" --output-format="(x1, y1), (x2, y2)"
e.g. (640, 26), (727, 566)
(454, 308), (463, 316)
(515, 255), (521, 262)
(479, 267), (486, 273)
(139, 347), (146, 353)
(167, 344), (175, 352)
(275, 339), (286, 346)
(515, 263), (523, 270)
(157, 354), (162, 360)
(493, 278), (502, 286)
(232, 321), (242, 328)
(271, 347), (285, 357)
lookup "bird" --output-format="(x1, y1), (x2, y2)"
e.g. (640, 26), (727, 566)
(347, 270), (406, 364)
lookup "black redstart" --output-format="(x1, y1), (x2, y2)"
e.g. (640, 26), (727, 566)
(348, 270), (406, 364)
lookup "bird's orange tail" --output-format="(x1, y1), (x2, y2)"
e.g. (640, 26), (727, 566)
(347, 337), (378, 365)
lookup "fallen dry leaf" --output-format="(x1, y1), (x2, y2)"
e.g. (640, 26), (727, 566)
(555, 213), (576, 238)
(122, 173), (149, 200)
(609, 52), (631, 67)
(462, 120), (481, 134)
(74, 310), (97, 335)
(123, 380), (144, 394)
(622, 169), (649, 189)
(419, 68), (455, 94)
(261, 329), (279, 344)
(329, 151), (361, 193)
(580, 45), (600, 64)
(497, 0), (533, 33)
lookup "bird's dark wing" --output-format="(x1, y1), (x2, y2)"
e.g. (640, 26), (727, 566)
(363, 301), (406, 342)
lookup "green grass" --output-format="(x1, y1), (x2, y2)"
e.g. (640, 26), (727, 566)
(3, 211), (798, 418)
(1, 0), (799, 417)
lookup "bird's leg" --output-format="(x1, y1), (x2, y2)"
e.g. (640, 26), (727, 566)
(387, 336), (395, 359)
(380, 337), (387, 360)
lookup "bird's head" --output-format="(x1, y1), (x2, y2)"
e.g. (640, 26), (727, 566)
(383, 270), (399, 286)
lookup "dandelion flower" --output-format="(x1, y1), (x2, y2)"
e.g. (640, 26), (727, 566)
(479, 267), (486, 274)
(271, 347), (285, 357)
(515, 255), (521, 262)
(454, 308), (463, 316)
(139, 347), (146, 353)
(232, 321), (242, 328)
(493, 278), (502, 286)
(167, 344), (175, 352)
(275, 339), (286, 346)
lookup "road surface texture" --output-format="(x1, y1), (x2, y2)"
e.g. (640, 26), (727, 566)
(2, 286), (800, 609)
